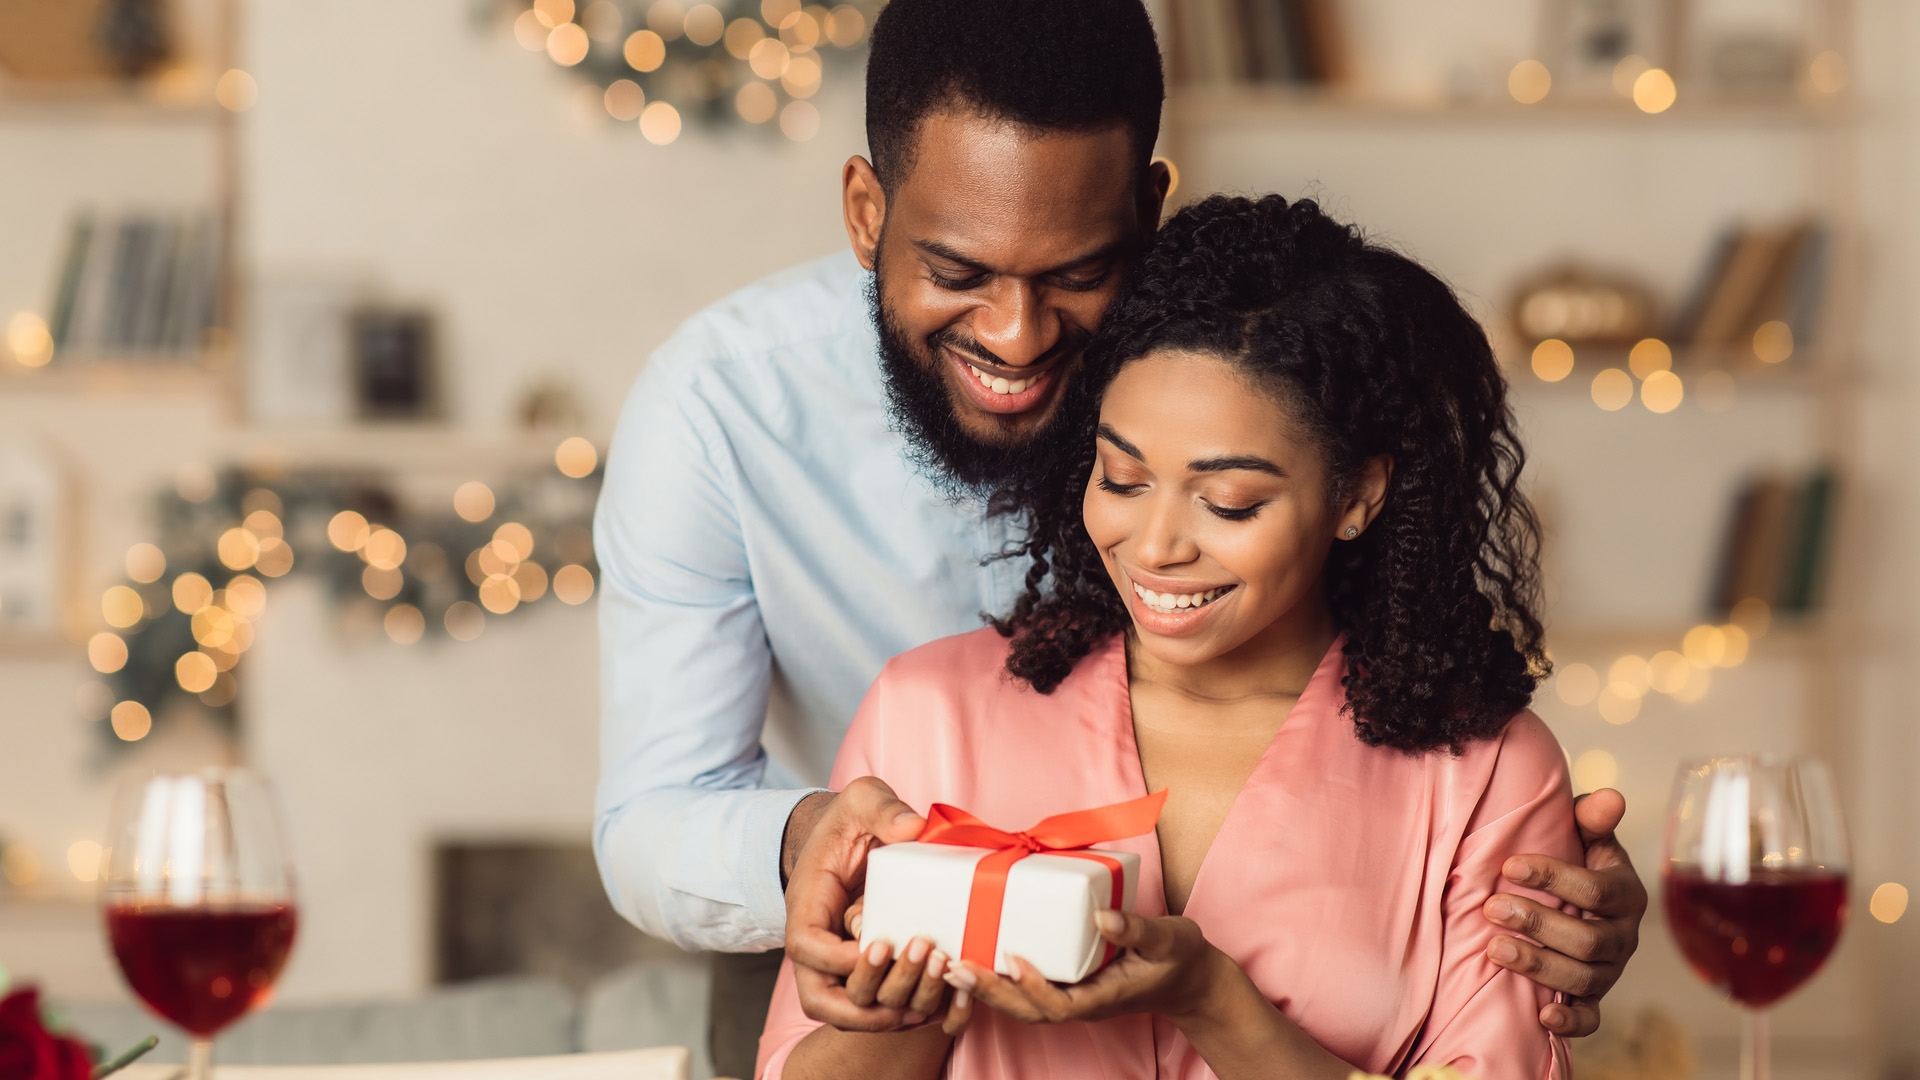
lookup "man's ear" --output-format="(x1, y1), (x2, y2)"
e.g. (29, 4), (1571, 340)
(843, 155), (886, 270)
(1142, 156), (1175, 229)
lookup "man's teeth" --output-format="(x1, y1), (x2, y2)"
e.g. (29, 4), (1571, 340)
(1131, 582), (1232, 614)
(969, 363), (1036, 395)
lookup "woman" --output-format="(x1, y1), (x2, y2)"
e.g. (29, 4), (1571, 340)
(757, 195), (1579, 1079)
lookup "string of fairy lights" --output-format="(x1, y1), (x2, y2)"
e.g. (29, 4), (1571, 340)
(507, 0), (881, 143)
(1520, 328), (1800, 415)
(77, 436), (605, 751)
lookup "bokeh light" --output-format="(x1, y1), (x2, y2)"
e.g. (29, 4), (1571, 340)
(215, 68), (258, 112)
(782, 51), (822, 98)
(605, 78), (645, 120)
(176, 651), (218, 693)
(125, 542), (167, 583)
(1809, 51), (1849, 95)
(255, 538), (295, 577)
(109, 701), (151, 742)
(67, 840), (103, 882)
(493, 522), (536, 561)
(172, 572), (213, 613)
(555, 436), (599, 478)
(737, 81), (777, 123)
(362, 565), (404, 601)
(1612, 54), (1651, 97)
(1628, 338), (1672, 378)
(724, 16), (763, 58)
(102, 586), (144, 628)
(7, 312), (52, 367)
(226, 575), (267, 618)
(1509, 60), (1551, 104)
(624, 29), (666, 70)
(1554, 662), (1599, 706)
(1683, 624), (1728, 667)
(1648, 650), (1689, 694)
(640, 101), (682, 144)
(748, 37), (790, 79)
(1596, 688), (1640, 725)
(384, 604), (426, 645)
(328, 510), (371, 552)
(217, 526), (261, 570)
(480, 573), (523, 614)
(363, 528), (408, 571)
(780, 100), (820, 141)
(88, 632), (128, 674)
(1641, 369), (1684, 413)
(454, 481), (496, 523)
(1730, 597), (1772, 637)
(547, 22), (590, 66)
(553, 564), (596, 604)
(1870, 882), (1909, 924)
(1530, 338), (1574, 382)
(647, 0), (685, 38)
(1632, 68), (1676, 113)
(683, 3), (724, 45)
(1753, 320), (1794, 364)
(514, 9), (550, 49)
(513, 561), (550, 602)
(1591, 368), (1633, 410)
(445, 601), (486, 641)
(825, 3), (865, 47)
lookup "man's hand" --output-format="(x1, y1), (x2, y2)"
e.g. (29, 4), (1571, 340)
(783, 776), (927, 1032)
(1483, 787), (1647, 1038)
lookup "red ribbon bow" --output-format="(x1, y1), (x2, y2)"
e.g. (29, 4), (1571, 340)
(917, 789), (1167, 972)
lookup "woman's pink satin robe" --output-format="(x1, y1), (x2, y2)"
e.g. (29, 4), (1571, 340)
(759, 629), (1577, 1080)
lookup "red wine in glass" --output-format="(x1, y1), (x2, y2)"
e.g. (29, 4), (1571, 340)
(1663, 868), (1847, 1008)
(105, 903), (299, 1036)
(1663, 755), (1848, 1080)
(101, 770), (298, 1080)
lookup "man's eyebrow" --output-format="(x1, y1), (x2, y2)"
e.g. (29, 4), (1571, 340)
(1096, 423), (1143, 460)
(911, 237), (1129, 276)
(1189, 455), (1286, 477)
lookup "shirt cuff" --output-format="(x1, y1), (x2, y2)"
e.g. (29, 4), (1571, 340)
(742, 785), (831, 942)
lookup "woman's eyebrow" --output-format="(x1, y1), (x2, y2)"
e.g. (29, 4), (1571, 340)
(1188, 454), (1286, 477)
(1096, 423), (1143, 460)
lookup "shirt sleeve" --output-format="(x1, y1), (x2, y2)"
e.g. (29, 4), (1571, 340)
(1408, 713), (1580, 1080)
(592, 332), (826, 953)
(754, 664), (895, 1078)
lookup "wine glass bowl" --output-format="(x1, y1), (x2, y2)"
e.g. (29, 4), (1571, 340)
(1662, 754), (1848, 1078)
(100, 769), (298, 1077)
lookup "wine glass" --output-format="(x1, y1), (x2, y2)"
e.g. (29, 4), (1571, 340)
(1662, 755), (1848, 1080)
(100, 769), (299, 1080)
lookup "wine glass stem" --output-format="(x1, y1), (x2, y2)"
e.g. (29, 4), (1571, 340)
(187, 1038), (215, 1080)
(1741, 1008), (1770, 1080)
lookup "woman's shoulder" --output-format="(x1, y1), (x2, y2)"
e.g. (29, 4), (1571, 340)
(878, 625), (1019, 684)
(1451, 708), (1576, 839)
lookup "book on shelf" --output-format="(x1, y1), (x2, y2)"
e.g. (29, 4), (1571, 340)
(1167, 0), (1346, 88)
(1669, 217), (1830, 365)
(1708, 466), (1837, 618)
(45, 208), (224, 362)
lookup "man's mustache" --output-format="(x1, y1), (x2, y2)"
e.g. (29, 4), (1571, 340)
(928, 326), (1090, 372)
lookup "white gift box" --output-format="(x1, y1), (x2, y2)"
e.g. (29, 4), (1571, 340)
(858, 841), (1140, 984)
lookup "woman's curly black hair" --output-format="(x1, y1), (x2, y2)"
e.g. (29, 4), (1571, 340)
(989, 194), (1548, 753)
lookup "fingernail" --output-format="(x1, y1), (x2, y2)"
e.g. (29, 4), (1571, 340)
(867, 941), (891, 965)
(927, 950), (948, 975)
(903, 1012), (926, 1025)
(1503, 859), (1531, 883)
(848, 913), (864, 939)
(1543, 1005), (1567, 1029)
(1094, 909), (1123, 934)
(954, 988), (971, 1009)
(1487, 898), (1514, 921)
(1488, 939), (1520, 965)
(906, 938), (930, 964)
(944, 965), (977, 991)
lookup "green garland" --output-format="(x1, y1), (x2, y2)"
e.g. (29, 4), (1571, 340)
(90, 459), (601, 753)
(499, 0), (881, 134)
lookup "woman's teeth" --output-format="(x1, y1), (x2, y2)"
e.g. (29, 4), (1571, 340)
(1132, 582), (1232, 615)
(969, 363), (1036, 395)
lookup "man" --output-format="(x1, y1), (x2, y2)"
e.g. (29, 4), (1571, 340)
(594, 2), (1647, 1074)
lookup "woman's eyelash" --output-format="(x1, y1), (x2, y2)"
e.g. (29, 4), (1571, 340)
(1095, 476), (1142, 495)
(1207, 502), (1265, 522)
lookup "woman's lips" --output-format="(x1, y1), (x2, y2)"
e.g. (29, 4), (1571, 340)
(1125, 574), (1237, 636)
(948, 349), (1054, 415)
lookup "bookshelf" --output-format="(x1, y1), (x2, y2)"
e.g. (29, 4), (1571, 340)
(1153, 0), (1881, 1065)
(0, 0), (244, 413)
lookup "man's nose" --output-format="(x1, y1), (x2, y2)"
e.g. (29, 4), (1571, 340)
(970, 280), (1060, 370)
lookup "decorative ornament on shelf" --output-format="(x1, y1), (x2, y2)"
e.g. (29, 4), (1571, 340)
(490, 0), (880, 141)
(85, 443), (603, 754)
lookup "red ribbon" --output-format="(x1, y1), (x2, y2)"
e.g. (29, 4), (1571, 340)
(916, 790), (1167, 972)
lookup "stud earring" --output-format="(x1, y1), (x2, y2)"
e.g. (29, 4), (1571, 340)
(1343, 526), (1360, 539)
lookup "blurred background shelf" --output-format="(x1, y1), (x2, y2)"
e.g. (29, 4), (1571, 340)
(1168, 88), (1860, 128)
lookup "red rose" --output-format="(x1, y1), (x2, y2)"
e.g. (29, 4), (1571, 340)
(0, 988), (92, 1080)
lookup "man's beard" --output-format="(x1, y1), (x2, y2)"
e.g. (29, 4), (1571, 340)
(871, 274), (1079, 498)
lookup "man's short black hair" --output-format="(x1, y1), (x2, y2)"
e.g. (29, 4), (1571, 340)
(865, 0), (1165, 190)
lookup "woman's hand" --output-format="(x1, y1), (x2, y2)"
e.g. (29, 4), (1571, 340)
(943, 909), (1227, 1027)
(839, 898), (961, 1031)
